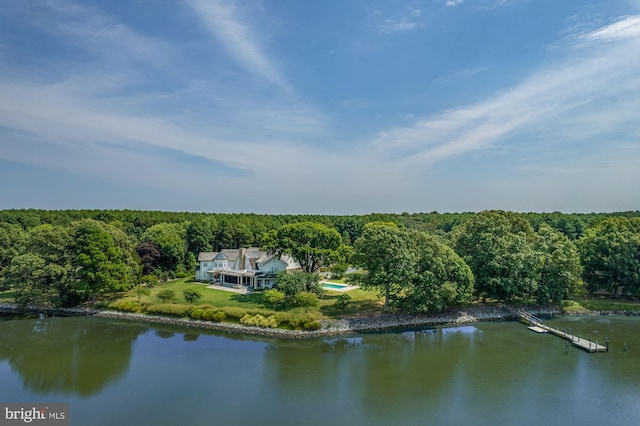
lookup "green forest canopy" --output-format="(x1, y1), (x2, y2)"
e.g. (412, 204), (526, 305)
(1, 209), (639, 309)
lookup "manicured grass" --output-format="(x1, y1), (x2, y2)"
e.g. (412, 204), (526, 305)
(111, 277), (383, 320)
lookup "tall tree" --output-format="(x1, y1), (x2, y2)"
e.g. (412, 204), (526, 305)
(5, 224), (76, 305)
(578, 217), (640, 295)
(186, 220), (213, 255)
(136, 242), (162, 275)
(263, 222), (344, 274)
(141, 222), (187, 271)
(534, 224), (583, 303)
(3, 253), (69, 307)
(0, 223), (27, 288)
(352, 222), (415, 311)
(402, 231), (474, 313)
(452, 210), (539, 302)
(275, 271), (321, 297)
(71, 219), (136, 302)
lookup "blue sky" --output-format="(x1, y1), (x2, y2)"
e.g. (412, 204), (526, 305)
(1, 0), (639, 214)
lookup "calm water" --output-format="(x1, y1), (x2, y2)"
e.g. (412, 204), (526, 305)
(1, 315), (639, 425)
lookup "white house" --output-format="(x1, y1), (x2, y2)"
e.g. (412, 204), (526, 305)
(195, 247), (300, 290)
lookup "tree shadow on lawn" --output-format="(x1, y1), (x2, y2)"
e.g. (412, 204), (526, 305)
(229, 292), (294, 311)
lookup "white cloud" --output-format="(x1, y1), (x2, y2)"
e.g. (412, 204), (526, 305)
(371, 17), (640, 170)
(185, 0), (291, 94)
(30, 0), (174, 68)
(378, 8), (424, 34)
(583, 15), (640, 41)
(446, 0), (465, 7)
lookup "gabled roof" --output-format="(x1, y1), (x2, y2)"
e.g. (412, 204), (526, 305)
(198, 248), (268, 264)
(197, 252), (216, 262)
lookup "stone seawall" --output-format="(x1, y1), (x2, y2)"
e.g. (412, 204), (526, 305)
(0, 303), (571, 339)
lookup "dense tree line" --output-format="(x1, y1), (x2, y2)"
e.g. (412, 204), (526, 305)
(1, 209), (639, 310)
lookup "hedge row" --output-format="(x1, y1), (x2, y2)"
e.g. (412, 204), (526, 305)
(109, 301), (321, 330)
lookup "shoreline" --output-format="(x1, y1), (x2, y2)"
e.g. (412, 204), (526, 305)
(3, 303), (639, 339)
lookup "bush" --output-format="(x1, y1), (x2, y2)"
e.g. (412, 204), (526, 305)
(157, 289), (175, 303)
(176, 271), (190, 278)
(303, 321), (321, 331)
(246, 308), (276, 317)
(287, 314), (315, 329)
(213, 311), (226, 322)
(334, 294), (352, 310)
(110, 300), (141, 313)
(201, 309), (217, 321)
(146, 303), (191, 317)
(190, 308), (205, 319)
(141, 275), (159, 287)
(330, 263), (348, 280)
(222, 306), (248, 319)
(295, 291), (319, 313)
(183, 289), (202, 304)
(240, 314), (277, 328)
(274, 312), (292, 326)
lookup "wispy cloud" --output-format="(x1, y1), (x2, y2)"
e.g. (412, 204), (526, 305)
(29, 0), (174, 69)
(378, 8), (424, 34)
(371, 15), (640, 169)
(583, 15), (640, 41)
(185, 0), (291, 94)
(446, 0), (465, 7)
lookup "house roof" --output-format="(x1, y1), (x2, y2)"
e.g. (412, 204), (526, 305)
(198, 248), (268, 263)
(197, 252), (216, 262)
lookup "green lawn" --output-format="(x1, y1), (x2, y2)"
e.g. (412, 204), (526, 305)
(111, 277), (382, 319)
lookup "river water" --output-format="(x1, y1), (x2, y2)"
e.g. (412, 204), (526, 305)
(1, 315), (639, 425)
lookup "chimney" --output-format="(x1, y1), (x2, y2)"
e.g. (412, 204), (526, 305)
(239, 248), (246, 270)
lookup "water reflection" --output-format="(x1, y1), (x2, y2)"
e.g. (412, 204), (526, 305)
(0, 316), (145, 397)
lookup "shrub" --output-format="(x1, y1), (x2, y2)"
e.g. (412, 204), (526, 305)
(295, 291), (319, 313)
(183, 289), (202, 304)
(133, 286), (151, 303)
(141, 275), (159, 287)
(303, 321), (321, 331)
(274, 312), (292, 326)
(264, 289), (285, 309)
(334, 294), (352, 310)
(146, 303), (191, 317)
(110, 300), (141, 313)
(176, 271), (190, 278)
(157, 289), (175, 303)
(190, 308), (205, 319)
(247, 308), (276, 317)
(289, 314), (315, 329)
(240, 314), (253, 325)
(213, 311), (226, 322)
(202, 309), (218, 321)
(240, 314), (277, 328)
(222, 307), (248, 319)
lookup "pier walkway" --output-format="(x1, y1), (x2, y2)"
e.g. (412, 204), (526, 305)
(515, 310), (607, 353)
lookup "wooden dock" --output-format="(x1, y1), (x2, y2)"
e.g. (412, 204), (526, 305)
(516, 310), (607, 353)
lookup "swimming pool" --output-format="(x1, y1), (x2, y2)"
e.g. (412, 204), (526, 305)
(323, 283), (348, 290)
